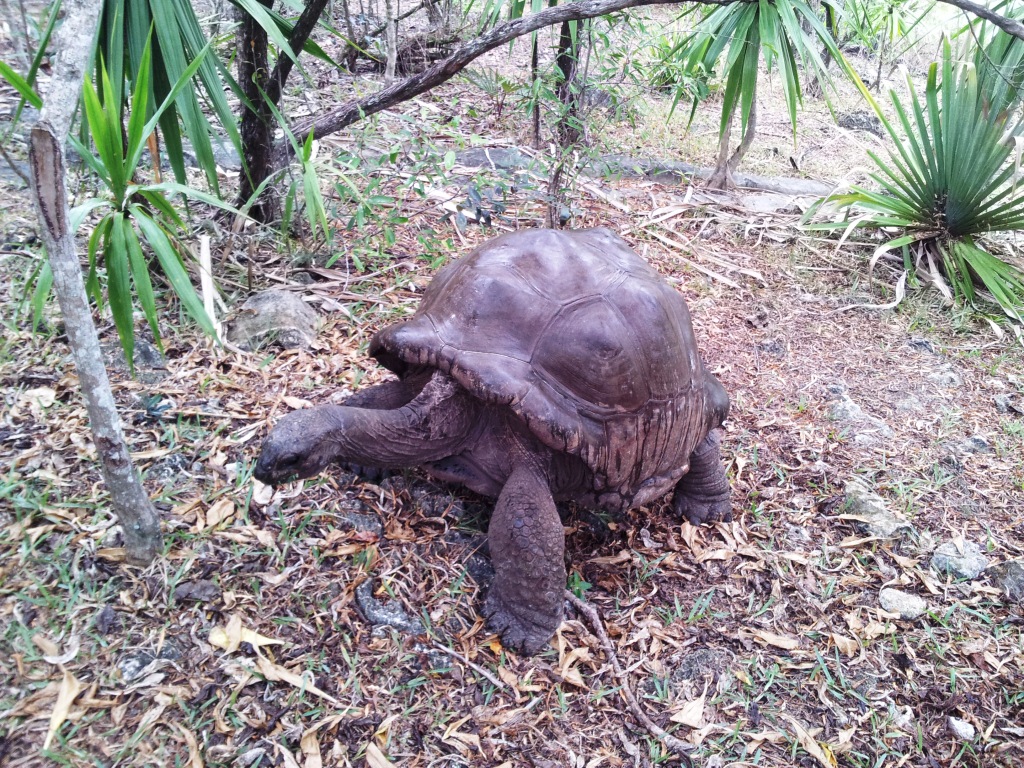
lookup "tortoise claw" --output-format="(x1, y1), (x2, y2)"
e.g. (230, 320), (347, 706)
(482, 588), (562, 655)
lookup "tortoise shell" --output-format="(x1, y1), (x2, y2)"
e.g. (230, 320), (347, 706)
(370, 227), (726, 506)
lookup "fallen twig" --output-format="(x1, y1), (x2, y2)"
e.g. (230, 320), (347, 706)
(430, 641), (506, 690)
(565, 590), (695, 768)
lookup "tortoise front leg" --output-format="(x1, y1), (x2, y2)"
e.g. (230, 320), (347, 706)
(338, 368), (432, 410)
(673, 429), (732, 525)
(336, 370), (432, 479)
(255, 371), (476, 484)
(482, 461), (565, 655)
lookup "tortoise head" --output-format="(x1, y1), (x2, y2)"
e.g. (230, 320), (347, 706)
(254, 408), (336, 485)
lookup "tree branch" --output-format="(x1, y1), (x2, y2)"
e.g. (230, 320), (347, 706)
(267, 0), (332, 107)
(935, 0), (1024, 41)
(286, 0), (742, 152)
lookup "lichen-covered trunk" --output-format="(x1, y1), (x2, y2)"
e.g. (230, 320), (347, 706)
(29, 0), (162, 566)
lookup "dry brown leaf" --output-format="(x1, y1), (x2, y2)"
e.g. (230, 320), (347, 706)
(32, 634), (60, 657)
(669, 681), (708, 728)
(43, 670), (82, 750)
(365, 742), (396, 768)
(782, 714), (838, 768)
(587, 550), (633, 566)
(557, 646), (593, 689)
(209, 614), (283, 654)
(170, 722), (205, 768)
(96, 547), (127, 562)
(204, 498), (235, 528)
(283, 395), (314, 409)
(830, 633), (858, 658)
(746, 630), (801, 650)
(300, 729), (322, 768)
(251, 480), (275, 506)
(255, 652), (342, 705)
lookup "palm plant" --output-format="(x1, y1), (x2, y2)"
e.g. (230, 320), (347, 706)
(672, 0), (850, 189)
(94, 0), (242, 195)
(64, 35), (233, 368)
(814, 42), (1024, 322)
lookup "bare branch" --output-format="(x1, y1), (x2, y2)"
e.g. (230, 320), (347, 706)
(288, 0), (743, 151)
(935, 0), (1024, 41)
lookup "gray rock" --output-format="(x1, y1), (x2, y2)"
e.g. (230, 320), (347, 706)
(827, 384), (894, 442)
(879, 588), (928, 619)
(843, 477), (914, 538)
(224, 290), (318, 350)
(355, 579), (424, 636)
(927, 365), (963, 388)
(931, 541), (990, 580)
(101, 338), (168, 383)
(907, 337), (936, 354)
(838, 111), (885, 138)
(994, 393), (1023, 415)
(987, 560), (1024, 603)
(173, 579), (222, 603)
(335, 507), (384, 538)
(951, 435), (992, 455)
(948, 717), (976, 740)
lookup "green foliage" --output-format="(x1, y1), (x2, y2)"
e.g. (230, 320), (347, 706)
(961, 6), (1024, 114)
(814, 43), (1024, 321)
(638, 33), (710, 103)
(96, 0), (242, 196)
(674, 0), (849, 137)
(64, 34), (230, 369)
(838, 0), (927, 56)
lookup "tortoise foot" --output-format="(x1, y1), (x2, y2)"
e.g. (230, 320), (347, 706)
(482, 588), (562, 655)
(674, 493), (733, 526)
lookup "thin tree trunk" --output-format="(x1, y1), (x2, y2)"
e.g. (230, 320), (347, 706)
(237, 0), (277, 222)
(708, 79), (757, 190)
(384, 0), (398, 82)
(555, 19), (582, 146)
(341, 0), (359, 70)
(28, 0), (162, 566)
(707, 114), (733, 190)
(237, 0), (334, 222)
(531, 33), (541, 148)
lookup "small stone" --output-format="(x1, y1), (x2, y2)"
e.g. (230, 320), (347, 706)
(987, 560), (1024, 603)
(843, 478), (914, 538)
(879, 588), (928, 619)
(931, 541), (990, 580)
(94, 605), (120, 635)
(948, 717), (976, 740)
(993, 393), (1024, 415)
(173, 579), (222, 603)
(827, 385), (894, 441)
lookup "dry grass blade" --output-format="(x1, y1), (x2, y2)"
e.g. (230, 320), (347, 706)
(830, 270), (907, 313)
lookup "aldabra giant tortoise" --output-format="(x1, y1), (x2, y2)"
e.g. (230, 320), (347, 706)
(255, 228), (731, 654)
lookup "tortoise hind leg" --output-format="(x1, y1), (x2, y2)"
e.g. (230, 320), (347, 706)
(673, 430), (731, 525)
(482, 462), (565, 655)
